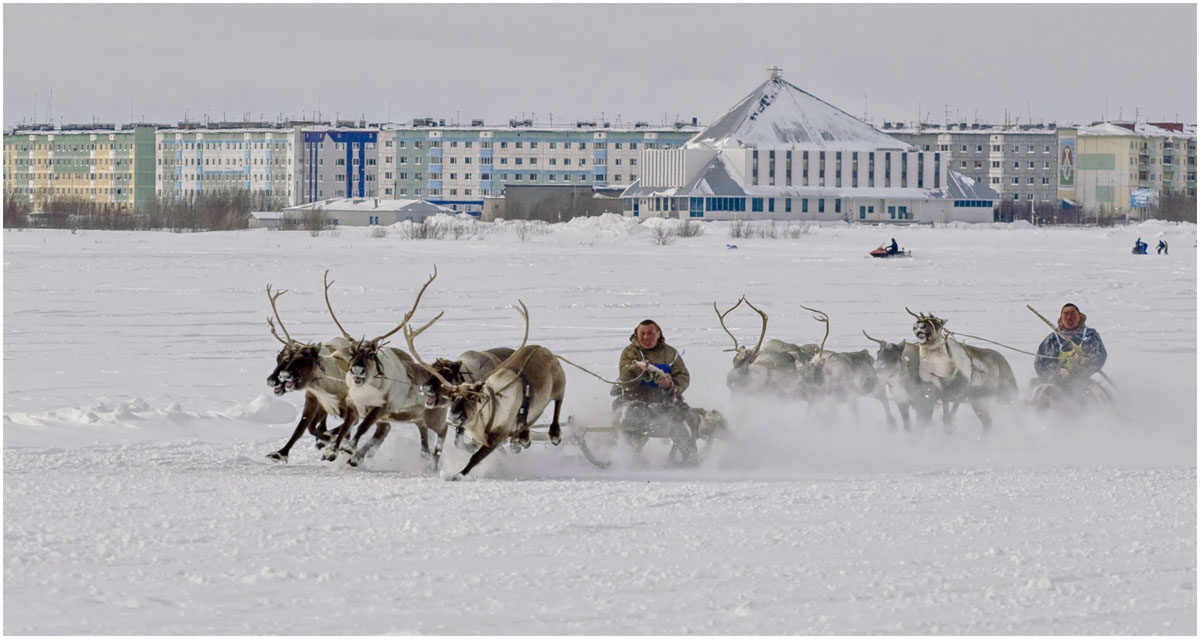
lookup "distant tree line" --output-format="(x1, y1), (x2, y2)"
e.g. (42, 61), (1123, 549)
(3, 190), (286, 231)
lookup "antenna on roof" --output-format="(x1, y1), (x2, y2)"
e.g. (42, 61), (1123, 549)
(767, 66), (782, 81)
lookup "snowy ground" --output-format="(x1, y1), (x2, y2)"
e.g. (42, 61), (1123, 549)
(3, 216), (1196, 634)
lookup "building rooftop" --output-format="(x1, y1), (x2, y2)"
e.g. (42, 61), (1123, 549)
(689, 74), (910, 151)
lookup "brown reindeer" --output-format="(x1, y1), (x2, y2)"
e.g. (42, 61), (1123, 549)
(263, 284), (366, 464)
(418, 347), (516, 410)
(406, 301), (566, 480)
(322, 268), (449, 466)
(906, 308), (1017, 435)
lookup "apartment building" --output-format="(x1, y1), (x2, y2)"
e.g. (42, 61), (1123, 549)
(295, 127), (379, 204)
(3, 125), (156, 210)
(154, 124), (300, 204)
(375, 122), (697, 213)
(887, 124), (1059, 207)
(1057, 121), (1197, 217)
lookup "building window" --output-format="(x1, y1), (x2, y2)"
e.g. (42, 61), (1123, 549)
(802, 198), (808, 213)
(785, 198), (792, 213)
(818, 198), (825, 213)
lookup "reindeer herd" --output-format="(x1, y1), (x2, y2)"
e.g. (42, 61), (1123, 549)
(263, 270), (1020, 479)
(714, 297), (1018, 434)
(265, 267), (568, 479)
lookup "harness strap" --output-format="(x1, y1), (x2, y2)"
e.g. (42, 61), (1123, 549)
(516, 372), (533, 429)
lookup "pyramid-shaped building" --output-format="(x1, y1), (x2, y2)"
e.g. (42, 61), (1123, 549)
(620, 71), (997, 223)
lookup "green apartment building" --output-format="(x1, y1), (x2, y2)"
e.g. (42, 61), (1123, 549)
(3, 125), (157, 211)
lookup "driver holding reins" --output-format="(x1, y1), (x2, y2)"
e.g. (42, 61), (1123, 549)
(613, 319), (700, 465)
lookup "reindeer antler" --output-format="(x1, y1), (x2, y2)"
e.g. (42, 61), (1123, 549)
(323, 271), (352, 340)
(714, 296), (746, 352)
(403, 310), (452, 387)
(798, 304), (830, 357)
(862, 330), (886, 346)
(266, 284), (297, 345)
(376, 264), (438, 343)
(741, 297), (769, 362)
(512, 300), (530, 353)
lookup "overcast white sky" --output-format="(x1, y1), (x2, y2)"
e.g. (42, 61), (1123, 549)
(3, 2), (1196, 129)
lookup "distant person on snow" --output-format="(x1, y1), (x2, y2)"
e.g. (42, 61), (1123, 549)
(1133, 238), (1148, 254)
(1157, 239), (1168, 255)
(1032, 303), (1108, 398)
(612, 319), (699, 465)
(887, 237), (900, 255)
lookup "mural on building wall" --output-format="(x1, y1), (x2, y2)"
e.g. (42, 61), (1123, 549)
(1058, 137), (1075, 187)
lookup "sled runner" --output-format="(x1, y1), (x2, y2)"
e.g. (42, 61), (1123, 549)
(565, 404), (729, 469)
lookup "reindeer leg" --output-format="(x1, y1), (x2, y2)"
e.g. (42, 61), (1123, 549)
(942, 400), (958, 434)
(877, 391), (896, 430)
(452, 444), (495, 480)
(970, 401), (993, 438)
(350, 422), (391, 467)
(548, 398), (563, 445)
(268, 397), (323, 463)
(326, 406), (379, 462)
(416, 423), (431, 457)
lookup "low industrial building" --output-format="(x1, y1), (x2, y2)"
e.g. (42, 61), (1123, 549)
(250, 197), (455, 229)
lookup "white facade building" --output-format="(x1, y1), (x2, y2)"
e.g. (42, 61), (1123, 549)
(620, 71), (997, 223)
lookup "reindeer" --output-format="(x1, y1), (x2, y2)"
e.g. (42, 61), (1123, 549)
(406, 301), (566, 480)
(418, 347), (515, 410)
(716, 296), (817, 397)
(906, 308), (1018, 435)
(263, 284), (363, 464)
(323, 268), (449, 466)
(790, 305), (889, 424)
(861, 330), (964, 432)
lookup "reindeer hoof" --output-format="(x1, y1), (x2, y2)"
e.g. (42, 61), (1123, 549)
(549, 433), (561, 446)
(314, 440), (327, 450)
(321, 449), (339, 462)
(265, 451), (287, 464)
(347, 456), (360, 468)
(449, 473), (464, 482)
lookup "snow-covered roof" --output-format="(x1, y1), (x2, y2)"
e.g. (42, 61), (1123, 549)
(944, 170), (999, 200)
(689, 75), (912, 151)
(283, 197), (453, 213)
(1078, 121), (1196, 139)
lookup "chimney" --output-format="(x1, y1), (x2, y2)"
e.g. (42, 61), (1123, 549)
(374, 198), (379, 209)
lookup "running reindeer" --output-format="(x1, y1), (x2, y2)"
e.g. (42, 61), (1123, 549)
(906, 308), (1018, 435)
(716, 296), (818, 397)
(791, 305), (890, 424)
(417, 347), (515, 411)
(861, 330), (959, 431)
(263, 284), (363, 463)
(406, 301), (566, 480)
(322, 267), (450, 466)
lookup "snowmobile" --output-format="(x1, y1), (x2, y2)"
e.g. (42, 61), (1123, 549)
(869, 244), (912, 258)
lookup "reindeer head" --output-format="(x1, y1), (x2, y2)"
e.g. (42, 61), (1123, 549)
(344, 339), (388, 387)
(324, 267), (439, 388)
(406, 300), (531, 446)
(907, 308), (948, 346)
(264, 285), (330, 395)
(419, 358), (465, 409)
(863, 331), (906, 373)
